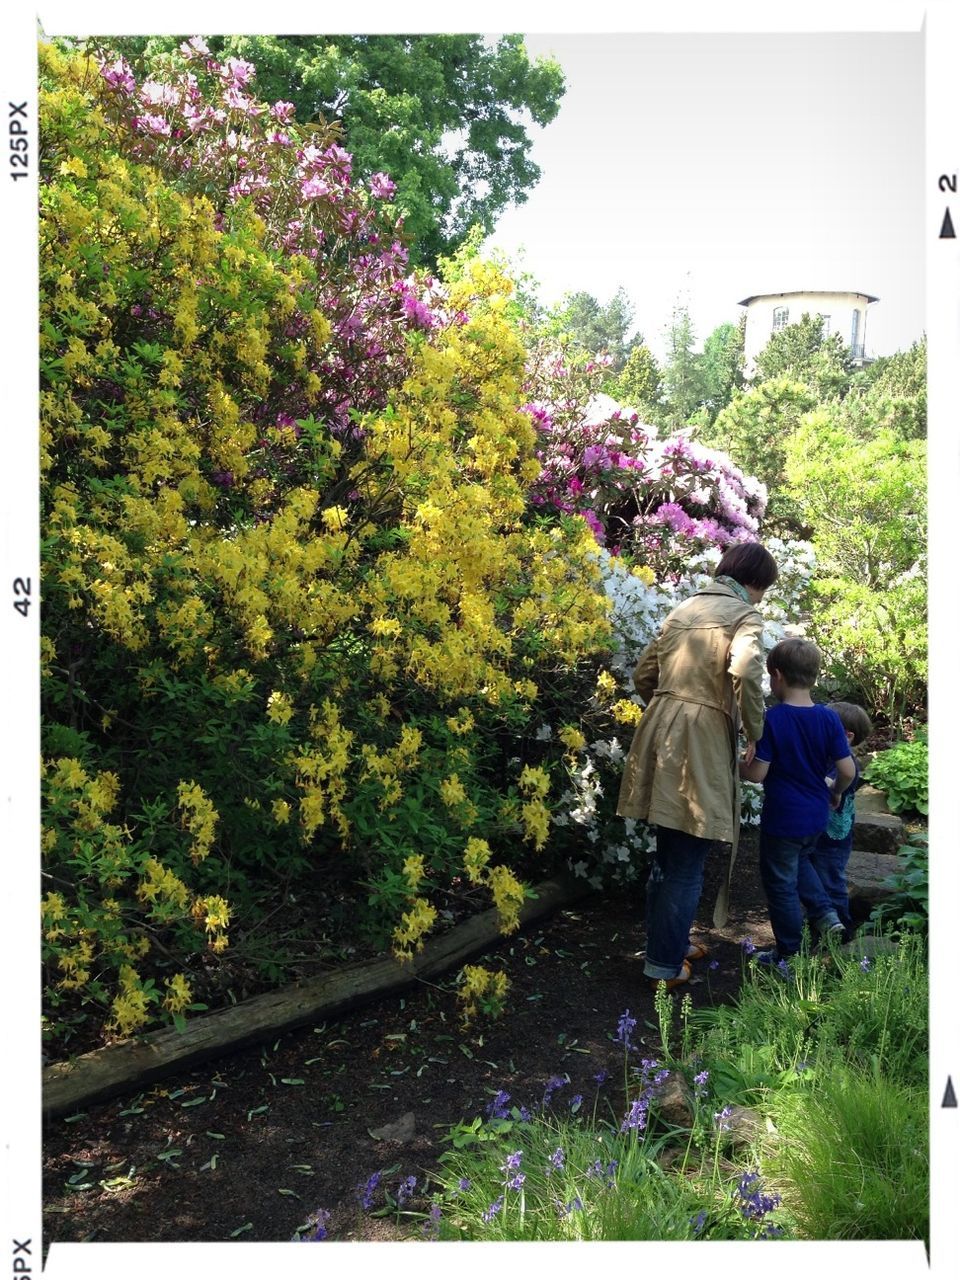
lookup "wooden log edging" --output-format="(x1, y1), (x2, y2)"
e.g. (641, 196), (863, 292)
(43, 874), (592, 1121)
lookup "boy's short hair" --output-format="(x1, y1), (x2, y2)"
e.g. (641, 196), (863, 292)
(828, 701), (872, 745)
(766, 637), (820, 688)
(714, 542), (779, 590)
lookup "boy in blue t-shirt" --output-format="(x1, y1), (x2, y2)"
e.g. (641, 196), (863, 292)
(739, 638), (855, 961)
(801, 701), (872, 941)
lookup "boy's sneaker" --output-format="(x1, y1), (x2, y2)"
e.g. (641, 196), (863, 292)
(813, 912), (844, 937)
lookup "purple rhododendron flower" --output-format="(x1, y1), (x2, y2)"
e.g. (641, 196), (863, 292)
(369, 172), (396, 199)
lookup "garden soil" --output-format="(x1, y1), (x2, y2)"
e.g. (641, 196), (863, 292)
(42, 830), (797, 1249)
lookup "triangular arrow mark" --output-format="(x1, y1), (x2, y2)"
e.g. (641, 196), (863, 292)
(943, 1075), (957, 1108)
(939, 208), (956, 239)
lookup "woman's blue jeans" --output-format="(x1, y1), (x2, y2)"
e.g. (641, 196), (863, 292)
(644, 825), (713, 980)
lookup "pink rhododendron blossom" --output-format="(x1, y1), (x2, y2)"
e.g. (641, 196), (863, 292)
(140, 81), (180, 107)
(101, 59), (136, 94)
(300, 176), (331, 200)
(271, 100), (296, 122)
(222, 57), (256, 87)
(368, 172), (396, 199)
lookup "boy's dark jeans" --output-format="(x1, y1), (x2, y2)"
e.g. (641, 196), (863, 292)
(759, 830), (832, 956)
(807, 839), (854, 932)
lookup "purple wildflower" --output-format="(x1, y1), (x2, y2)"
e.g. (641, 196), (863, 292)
(714, 1106), (733, 1131)
(505, 1172), (525, 1192)
(615, 1009), (637, 1049)
(620, 1097), (649, 1133)
(396, 1175), (417, 1206)
(485, 1090), (511, 1119)
(547, 1147), (565, 1174)
(860, 956), (872, 972)
(501, 1150), (523, 1174)
(593, 1068), (609, 1086)
(542, 1075), (566, 1106)
(481, 1196), (503, 1223)
(569, 1093), (583, 1112)
(357, 1170), (382, 1210)
(709, 959), (720, 971)
(422, 1202), (442, 1239)
(741, 938), (756, 955)
(690, 1209), (708, 1236)
(457, 1177), (472, 1193)
(308, 1208), (331, 1241)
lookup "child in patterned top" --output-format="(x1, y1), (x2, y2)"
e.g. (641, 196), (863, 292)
(801, 701), (873, 942)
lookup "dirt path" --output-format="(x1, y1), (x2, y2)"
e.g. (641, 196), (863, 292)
(43, 837), (776, 1247)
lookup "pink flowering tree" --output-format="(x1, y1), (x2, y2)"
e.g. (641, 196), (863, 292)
(522, 342), (767, 577)
(95, 39), (444, 457)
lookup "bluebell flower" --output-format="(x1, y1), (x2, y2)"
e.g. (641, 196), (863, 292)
(714, 1105), (733, 1130)
(505, 1172), (525, 1191)
(422, 1203), (442, 1239)
(593, 1068), (609, 1085)
(542, 1074), (567, 1106)
(708, 959), (719, 971)
(457, 1177), (472, 1193)
(740, 938), (756, 955)
(517, 1105), (533, 1122)
(481, 1196), (503, 1223)
(308, 1208), (331, 1241)
(569, 1093), (583, 1112)
(396, 1175), (417, 1206)
(690, 1210), (708, 1236)
(485, 1090), (511, 1119)
(777, 958), (790, 975)
(357, 1171), (382, 1210)
(693, 1069), (709, 1087)
(620, 1097), (649, 1133)
(615, 1009), (637, 1049)
(860, 956), (872, 972)
(501, 1149), (523, 1173)
(547, 1147), (566, 1173)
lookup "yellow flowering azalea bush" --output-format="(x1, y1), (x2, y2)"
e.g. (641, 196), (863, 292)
(39, 41), (617, 1050)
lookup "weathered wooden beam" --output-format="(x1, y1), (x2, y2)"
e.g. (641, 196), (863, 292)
(43, 874), (591, 1121)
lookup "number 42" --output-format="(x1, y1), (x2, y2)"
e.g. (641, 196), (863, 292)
(13, 576), (31, 616)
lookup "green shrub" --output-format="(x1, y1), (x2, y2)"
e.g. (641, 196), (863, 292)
(864, 736), (929, 815)
(869, 833), (929, 936)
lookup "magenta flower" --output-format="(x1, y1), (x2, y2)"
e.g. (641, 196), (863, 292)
(369, 172), (397, 199)
(101, 58), (136, 94)
(271, 100), (296, 123)
(300, 176), (331, 201)
(222, 57), (256, 87)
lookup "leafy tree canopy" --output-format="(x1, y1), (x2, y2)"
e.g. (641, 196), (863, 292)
(753, 312), (852, 400)
(541, 287), (641, 373)
(89, 32), (566, 266)
(698, 319), (745, 421)
(605, 342), (663, 414)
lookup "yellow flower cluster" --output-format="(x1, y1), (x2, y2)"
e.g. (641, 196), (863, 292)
(192, 894), (231, 954)
(392, 897), (438, 962)
(595, 670), (618, 701)
(462, 836), (492, 885)
(457, 963), (510, 1024)
(518, 763), (552, 850)
(611, 699), (644, 726)
(177, 781), (219, 863)
(402, 854), (426, 893)
(106, 964), (152, 1038)
(162, 973), (193, 1015)
(487, 864), (526, 934)
(558, 725), (587, 753)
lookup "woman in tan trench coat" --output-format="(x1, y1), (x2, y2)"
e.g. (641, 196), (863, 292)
(617, 542), (778, 988)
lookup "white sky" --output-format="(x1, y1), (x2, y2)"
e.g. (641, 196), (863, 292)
(486, 32), (925, 361)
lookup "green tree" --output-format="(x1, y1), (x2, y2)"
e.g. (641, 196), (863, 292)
(698, 319), (745, 421)
(783, 414), (926, 725)
(753, 313), (852, 399)
(605, 342), (663, 414)
(661, 300), (707, 427)
(89, 32), (566, 266)
(542, 287), (641, 372)
(841, 336), (926, 442)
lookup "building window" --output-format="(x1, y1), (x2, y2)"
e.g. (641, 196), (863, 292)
(850, 308), (861, 347)
(818, 314), (831, 334)
(772, 306), (789, 332)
